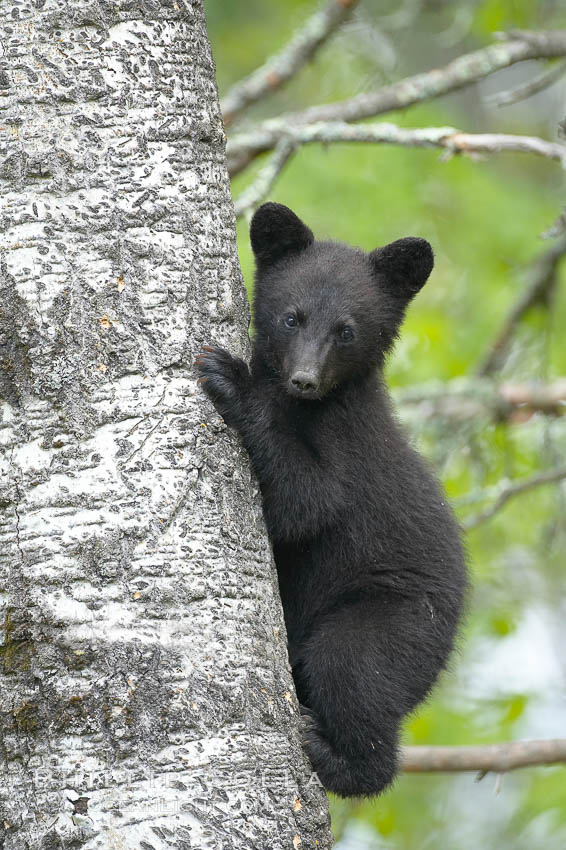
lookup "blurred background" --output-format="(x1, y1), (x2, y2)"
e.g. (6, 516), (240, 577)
(206, 2), (566, 847)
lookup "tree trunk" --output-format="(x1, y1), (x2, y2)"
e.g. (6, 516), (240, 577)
(0, 2), (332, 848)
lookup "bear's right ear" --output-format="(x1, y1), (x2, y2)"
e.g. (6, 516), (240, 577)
(250, 203), (314, 267)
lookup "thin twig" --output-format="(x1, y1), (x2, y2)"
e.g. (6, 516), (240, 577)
(227, 29), (566, 175)
(401, 739), (566, 773)
(476, 237), (566, 377)
(486, 59), (566, 107)
(233, 139), (297, 220)
(220, 0), (360, 127)
(462, 465), (566, 530)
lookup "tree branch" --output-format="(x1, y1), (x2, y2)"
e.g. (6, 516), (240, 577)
(401, 739), (566, 773)
(395, 378), (566, 423)
(227, 29), (566, 175)
(486, 58), (566, 107)
(462, 465), (566, 530)
(220, 0), (360, 127)
(232, 123), (566, 216)
(476, 237), (566, 377)
(234, 139), (297, 220)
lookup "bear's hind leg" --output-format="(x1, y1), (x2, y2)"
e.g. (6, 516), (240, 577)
(295, 593), (449, 797)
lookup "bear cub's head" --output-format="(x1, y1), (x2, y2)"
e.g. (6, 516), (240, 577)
(250, 202), (433, 400)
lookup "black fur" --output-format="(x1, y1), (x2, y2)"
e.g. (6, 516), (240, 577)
(196, 203), (467, 798)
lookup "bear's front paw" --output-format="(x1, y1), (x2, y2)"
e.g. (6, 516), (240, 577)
(195, 346), (250, 426)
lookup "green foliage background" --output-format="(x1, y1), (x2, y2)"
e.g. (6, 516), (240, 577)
(206, 1), (566, 847)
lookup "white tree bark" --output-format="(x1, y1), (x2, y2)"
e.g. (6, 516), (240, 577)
(0, 1), (332, 848)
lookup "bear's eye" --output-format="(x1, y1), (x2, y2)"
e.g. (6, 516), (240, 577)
(340, 326), (354, 342)
(284, 314), (298, 329)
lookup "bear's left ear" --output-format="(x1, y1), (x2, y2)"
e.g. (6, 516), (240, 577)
(369, 237), (434, 300)
(250, 202), (314, 267)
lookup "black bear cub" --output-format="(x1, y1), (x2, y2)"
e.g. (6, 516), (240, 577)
(196, 203), (467, 798)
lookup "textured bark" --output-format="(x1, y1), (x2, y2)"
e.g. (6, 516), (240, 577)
(0, 1), (332, 848)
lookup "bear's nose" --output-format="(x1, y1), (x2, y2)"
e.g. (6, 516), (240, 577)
(290, 371), (319, 393)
